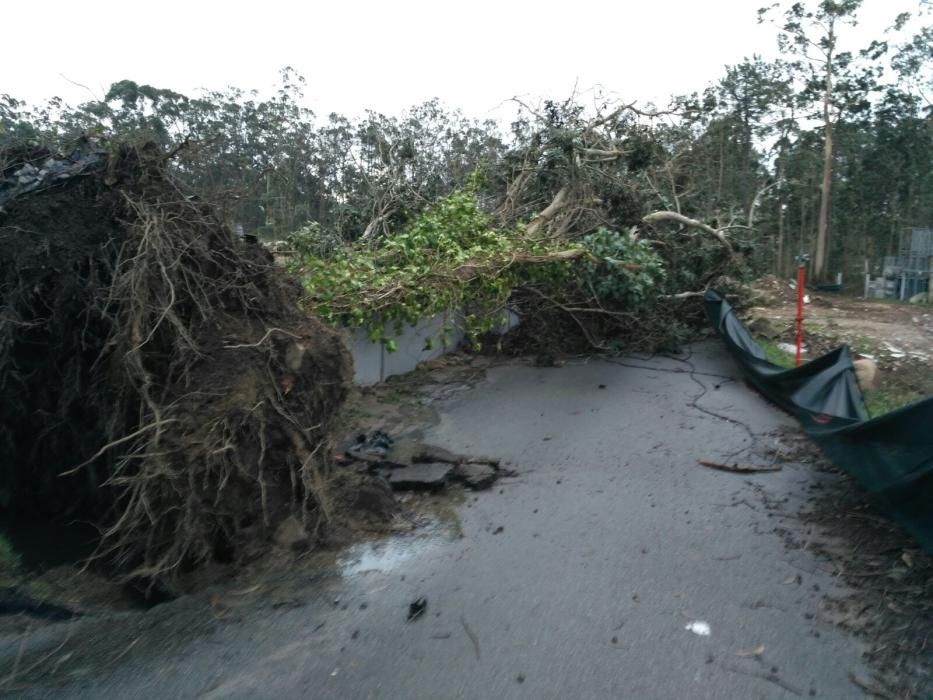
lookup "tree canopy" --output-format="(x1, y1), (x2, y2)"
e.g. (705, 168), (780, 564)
(2, 2), (931, 288)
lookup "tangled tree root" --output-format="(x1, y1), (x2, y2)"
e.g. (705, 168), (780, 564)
(0, 144), (352, 582)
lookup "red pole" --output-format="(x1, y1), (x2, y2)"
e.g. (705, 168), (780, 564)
(795, 262), (806, 367)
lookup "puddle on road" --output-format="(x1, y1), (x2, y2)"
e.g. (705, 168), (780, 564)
(338, 515), (460, 578)
(339, 536), (445, 577)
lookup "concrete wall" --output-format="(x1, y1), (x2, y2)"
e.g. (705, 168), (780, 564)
(348, 307), (520, 385)
(349, 311), (465, 385)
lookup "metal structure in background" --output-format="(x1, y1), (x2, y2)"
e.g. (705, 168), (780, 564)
(865, 227), (933, 300)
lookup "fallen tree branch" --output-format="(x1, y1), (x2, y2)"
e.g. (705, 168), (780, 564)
(661, 290), (707, 300)
(526, 186), (569, 237)
(642, 211), (734, 252)
(698, 460), (781, 474)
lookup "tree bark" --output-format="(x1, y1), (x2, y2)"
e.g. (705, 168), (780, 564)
(526, 186), (569, 237)
(776, 198), (785, 277)
(814, 20), (836, 282)
(642, 211), (734, 251)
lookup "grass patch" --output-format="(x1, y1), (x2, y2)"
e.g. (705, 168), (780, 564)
(758, 340), (797, 369)
(863, 385), (926, 418)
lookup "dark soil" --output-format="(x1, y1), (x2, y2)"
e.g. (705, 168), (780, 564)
(0, 144), (380, 591)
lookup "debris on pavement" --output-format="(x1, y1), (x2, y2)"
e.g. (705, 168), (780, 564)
(347, 430), (394, 462)
(413, 444), (501, 470)
(685, 621), (711, 636)
(724, 663), (803, 697)
(460, 615), (481, 659)
(450, 463), (497, 490)
(339, 432), (505, 493)
(849, 672), (896, 699)
(385, 463), (453, 491)
(736, 645), (765, 658)
(698, 460), (782, 474)
(407, 597), (427, 621)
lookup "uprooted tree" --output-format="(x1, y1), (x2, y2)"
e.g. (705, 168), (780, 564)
(0, 144), (361, 584)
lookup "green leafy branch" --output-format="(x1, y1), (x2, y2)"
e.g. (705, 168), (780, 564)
(290, 189), (666, 350)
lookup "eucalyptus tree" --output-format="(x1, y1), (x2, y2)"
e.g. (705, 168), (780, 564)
(760, 0), (866, 281)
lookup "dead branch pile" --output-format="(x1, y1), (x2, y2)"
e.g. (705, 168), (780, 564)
(0, 144), (352, 582)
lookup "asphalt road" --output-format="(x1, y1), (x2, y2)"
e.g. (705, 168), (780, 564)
(8, 344), (872, 699)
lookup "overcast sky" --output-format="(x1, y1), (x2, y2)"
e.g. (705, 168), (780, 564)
(3, 0), (919, 121)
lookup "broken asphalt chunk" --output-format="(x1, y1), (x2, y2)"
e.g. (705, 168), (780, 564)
(386, 463), (452, 491)
(451, 462), (497, 490)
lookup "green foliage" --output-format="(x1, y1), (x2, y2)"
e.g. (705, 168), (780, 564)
(284, 221), (343, 258)
(758, 340), (798, 369)
(579, 229), (665, 308)
(297, 192), (543, 347)
(863, 385), (925, 418)
(295, 194), (664, 350)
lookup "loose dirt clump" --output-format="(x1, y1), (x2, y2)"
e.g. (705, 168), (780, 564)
(0, 143), (372, 587)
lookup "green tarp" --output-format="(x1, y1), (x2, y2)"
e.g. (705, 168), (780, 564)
(705, 289), (933, 553)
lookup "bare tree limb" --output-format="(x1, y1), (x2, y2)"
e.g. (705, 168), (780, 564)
(526, 186), (570, 237)
(747, 181), (779, 229)
(642, 211), (734, 252)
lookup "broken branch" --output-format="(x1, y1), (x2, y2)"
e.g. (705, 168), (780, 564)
(642, 211), (734, 252)
(698, 460), (782, 474)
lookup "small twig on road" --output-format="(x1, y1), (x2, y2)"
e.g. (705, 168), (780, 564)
(109, 636), (141, 666)
(699, 460), (782, 474)
(724, 663), (803, 696)
(715, 498), (758, 510)
(460, 615), (481, 659)
(848, 672), (894, 699)
(2, 627), (29, 690)
(1, 626), (73, 692)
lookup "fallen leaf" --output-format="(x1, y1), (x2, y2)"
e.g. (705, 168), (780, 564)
(736, 645), (765, 657)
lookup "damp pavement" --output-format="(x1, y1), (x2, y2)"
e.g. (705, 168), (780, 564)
(10, 343), (873, 699)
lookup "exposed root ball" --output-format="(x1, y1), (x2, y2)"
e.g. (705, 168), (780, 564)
(0, 144), (352, 581)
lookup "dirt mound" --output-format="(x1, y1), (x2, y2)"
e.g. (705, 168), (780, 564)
(0, 143), (358, 583)
(748, 274), (799, 306)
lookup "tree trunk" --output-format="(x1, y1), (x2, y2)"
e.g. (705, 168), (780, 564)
(776, 199), (785, 276)
(814, 24), (836, 283)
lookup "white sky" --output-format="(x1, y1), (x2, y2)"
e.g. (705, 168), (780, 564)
(3, 0), (920, 121)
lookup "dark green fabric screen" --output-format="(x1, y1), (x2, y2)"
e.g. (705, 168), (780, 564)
(706, 289), (933, 552)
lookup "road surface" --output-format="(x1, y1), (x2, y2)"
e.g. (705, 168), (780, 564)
(7, 344), (871, 698)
